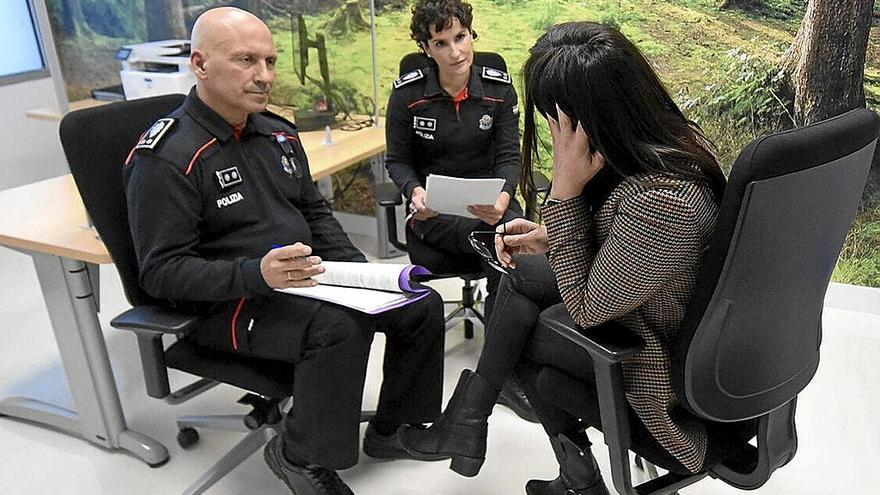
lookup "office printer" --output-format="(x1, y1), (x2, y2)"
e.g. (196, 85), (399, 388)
(117, 40), (196, 100)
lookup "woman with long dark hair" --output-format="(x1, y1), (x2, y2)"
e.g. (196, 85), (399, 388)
(399, 21), (728, 494)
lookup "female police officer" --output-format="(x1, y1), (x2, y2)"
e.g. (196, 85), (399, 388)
(384, 0), (535, 421)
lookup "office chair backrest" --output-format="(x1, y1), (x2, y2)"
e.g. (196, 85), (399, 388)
(674, 108), (880, 422)
(398, 51), (507, 76)
(60, 94), (186, 307)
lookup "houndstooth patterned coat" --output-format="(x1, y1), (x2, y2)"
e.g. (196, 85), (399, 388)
(542, 173), (719, 473)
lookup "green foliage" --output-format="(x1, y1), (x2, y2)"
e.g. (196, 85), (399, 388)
(834, 258), (880, 287)
(596, 9), (646, 30)
(80, 0), (144, 38)
(531, 0), (563, 32)
(831, 172), (880, 286)
(718, 0), (805, 21)
(679, 48), (793, 132)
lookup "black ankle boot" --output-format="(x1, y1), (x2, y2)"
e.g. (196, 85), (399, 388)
(525, 433), (610, 495)
(398, 369), (500, 477)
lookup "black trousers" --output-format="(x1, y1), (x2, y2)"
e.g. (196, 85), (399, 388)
(188, 291), (445, 469)
(406, 201), (521, 319)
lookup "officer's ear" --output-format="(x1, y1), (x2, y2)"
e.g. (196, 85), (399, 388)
(191, 50), (209, 79)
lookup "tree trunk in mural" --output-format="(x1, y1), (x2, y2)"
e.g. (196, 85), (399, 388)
(780, 0), (874, 126)
(60, 0), (89, 36)
(328, 0), (371, 34)
(145, 0), (187, 41)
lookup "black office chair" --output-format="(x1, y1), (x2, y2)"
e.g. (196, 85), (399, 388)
(377, 52), (550, 338)
(60, 95), (371, 495)
(531, 108), (880, 495)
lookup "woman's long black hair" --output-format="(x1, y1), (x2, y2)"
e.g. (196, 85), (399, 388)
(521, 22), (726, 206)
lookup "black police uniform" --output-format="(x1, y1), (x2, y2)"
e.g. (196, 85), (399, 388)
(384, 63), (522, 316)
(124, 89), (444, 469)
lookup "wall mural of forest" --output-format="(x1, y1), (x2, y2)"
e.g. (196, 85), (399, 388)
(46, 0), (880, 287)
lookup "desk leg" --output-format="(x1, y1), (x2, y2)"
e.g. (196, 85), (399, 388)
(371, 152), (405, 259)
(0, 253), (168, 466)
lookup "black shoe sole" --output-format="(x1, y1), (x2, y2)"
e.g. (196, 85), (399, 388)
(364, 444), (451, 461)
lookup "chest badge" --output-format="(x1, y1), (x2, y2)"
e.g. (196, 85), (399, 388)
(413, 116), (437, 132)
(274, 134), (303, 179)
(215, 166), (243, 189)
(479, 114), (493, 131)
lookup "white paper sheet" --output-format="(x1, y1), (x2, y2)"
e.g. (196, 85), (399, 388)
(425, 174), (505, 218)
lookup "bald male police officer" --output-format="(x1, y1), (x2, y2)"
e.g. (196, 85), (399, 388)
(124, 8), (445, 495)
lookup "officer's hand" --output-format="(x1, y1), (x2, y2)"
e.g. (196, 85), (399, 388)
(494, 218), (549, 269)
(410, 187), (439, 221)
(260, 243), (325, 289)
(468, 191), (511, 225)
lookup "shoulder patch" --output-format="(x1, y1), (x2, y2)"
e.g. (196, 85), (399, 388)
(481, 66), (511, 84)
(135, 118), (176, 150)
(394, 69), (424, 89)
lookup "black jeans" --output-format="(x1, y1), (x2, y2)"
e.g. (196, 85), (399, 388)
(474, 254), (598, 438)
(475, 254), (562, 387)
(189, 291), (445, 469)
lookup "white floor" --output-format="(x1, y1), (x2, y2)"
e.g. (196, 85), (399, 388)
(0, 236), (878, 495)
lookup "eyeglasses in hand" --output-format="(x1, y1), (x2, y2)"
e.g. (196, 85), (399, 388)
(468, 230), (509, 274)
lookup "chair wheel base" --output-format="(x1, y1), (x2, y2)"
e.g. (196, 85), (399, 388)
(148, 456), (171, 469)
(177, 427), (199, 449)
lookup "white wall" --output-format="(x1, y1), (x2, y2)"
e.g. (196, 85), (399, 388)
(0, 77), (68, 191)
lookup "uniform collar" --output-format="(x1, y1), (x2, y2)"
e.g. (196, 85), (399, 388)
(423, 64), (484, 99)
(184, 88), (275, 142)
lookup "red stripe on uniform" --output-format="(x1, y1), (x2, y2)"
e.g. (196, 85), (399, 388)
(231, 297), (247, 351)
(407, 97), (446, 109)
(185, 138), (218, 175)
(482, 96), (504, 103)
(123, 131), (149, 166)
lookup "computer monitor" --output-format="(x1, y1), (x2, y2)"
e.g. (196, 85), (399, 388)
(0, 0), (48, 85)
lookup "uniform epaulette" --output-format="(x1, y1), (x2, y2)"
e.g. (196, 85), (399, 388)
(393, 69), (425, 89)
(134, 118), (176, 151)
(481, 66), (511, 84)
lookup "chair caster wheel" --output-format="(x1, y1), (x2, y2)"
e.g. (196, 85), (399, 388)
(177, 427), (199, 449)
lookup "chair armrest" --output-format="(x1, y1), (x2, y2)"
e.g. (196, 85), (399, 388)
(111, 305), (202, 399)
(376, 182), (404, 207)
(375, 181), (408, 251)
(110, 305), (201, 335)
(539, 304), (705, 495)
(538, 303), (644, 364)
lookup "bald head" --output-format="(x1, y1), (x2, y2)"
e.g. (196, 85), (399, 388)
(189, 7), (277, 126)
(191, 7), (269, 53)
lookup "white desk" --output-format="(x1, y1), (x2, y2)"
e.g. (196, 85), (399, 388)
(0, 175), (169, 465)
